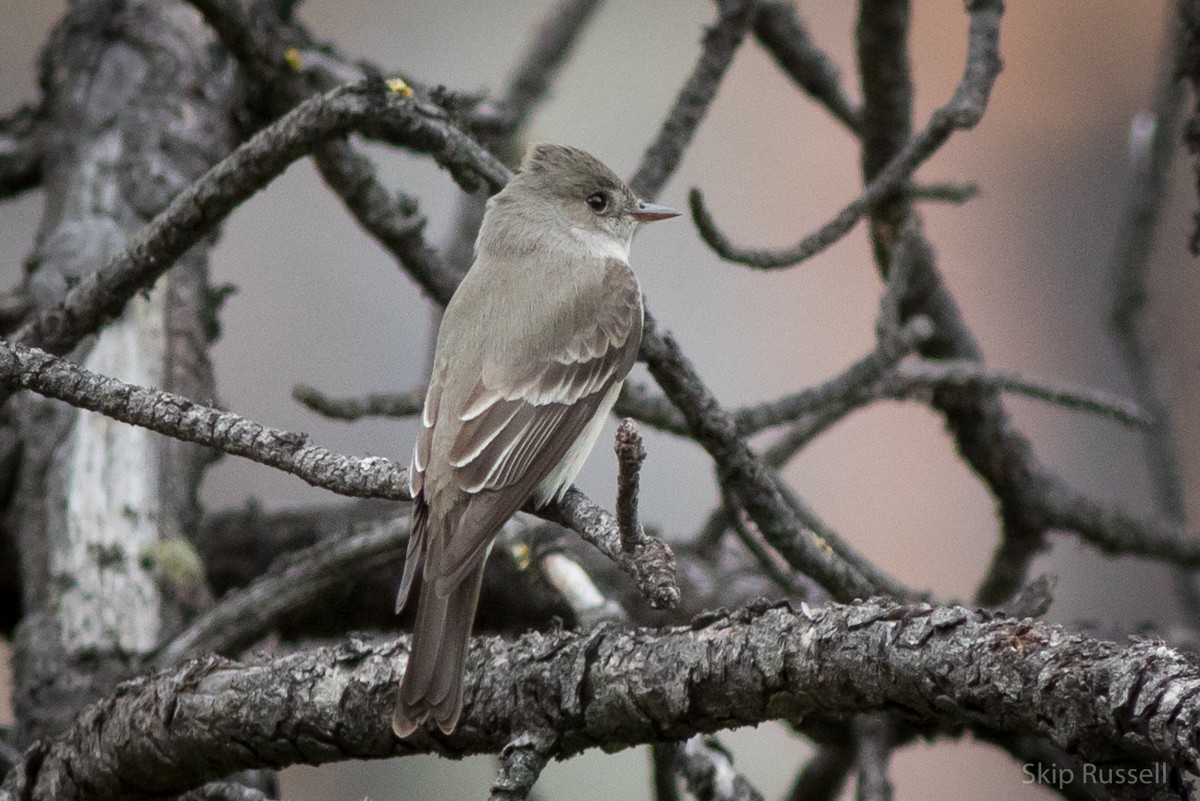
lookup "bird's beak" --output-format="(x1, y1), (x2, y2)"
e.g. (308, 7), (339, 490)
(630, 201), (680, 223)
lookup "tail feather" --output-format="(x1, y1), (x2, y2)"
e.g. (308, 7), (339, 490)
(392, 555), (487, 737)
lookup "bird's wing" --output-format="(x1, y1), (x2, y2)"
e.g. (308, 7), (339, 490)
(431, 258), (643, 588)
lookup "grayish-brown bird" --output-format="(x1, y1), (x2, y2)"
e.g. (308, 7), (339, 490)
(392, 143), (678, 736)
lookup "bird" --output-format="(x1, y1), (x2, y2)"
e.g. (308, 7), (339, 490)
(392, 143), (678, 736)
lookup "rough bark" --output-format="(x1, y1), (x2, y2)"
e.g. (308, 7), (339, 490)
(7, 0), (239, 746)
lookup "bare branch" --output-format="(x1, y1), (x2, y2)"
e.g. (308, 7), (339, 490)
(852, 714), (895, 801)
(312, 138), (462, 305)
(540, 488), (680, 610)
(615, 418), (648, 551)
(7, 598), (1200, 800)
(674, 735), (766, 801)
(1039, 475), (1200, 568)
(490, 0), (606, 135)
(293, 382), (425, 421)
(889, 360), (1150, 428)
(689, 0), (1002, 269)
(639, 314), (887, 602)
(0, 337), (410, 500)
(8, 79), (507, 375)
(753, 2), (861, 133)
(630, 0), (758, 200)
(0, 102), (42, 200)
(488, 731), (555, 801)
(153, 516), (409, 667)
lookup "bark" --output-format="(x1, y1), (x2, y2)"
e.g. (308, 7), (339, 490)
(3, 599), (1197, 800)
(7, 0), (240, 746)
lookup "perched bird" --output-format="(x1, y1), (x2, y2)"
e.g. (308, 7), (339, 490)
(393, 143), (678, 736)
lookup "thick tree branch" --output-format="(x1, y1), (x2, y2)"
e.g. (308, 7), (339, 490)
(6, 598), (1199, 800)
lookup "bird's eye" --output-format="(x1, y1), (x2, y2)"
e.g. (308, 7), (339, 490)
(586, 192), (609, 213)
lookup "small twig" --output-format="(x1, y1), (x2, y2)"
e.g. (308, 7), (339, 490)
(489, 731), (556, 801)
(652, 743), (684, 801)
(292, 383), (425, 421)
(153, 516), (409, 667)
(721, 486), (817, 598)
(674, 735), (767, 801)
(888, 360), (1151, 428)
(630, 0), (758, 200)
(615, 418), (648, 551)
(785, 742), (854, 801)
(492, 0), (605, 135)
(541, 488), (679, 610)
(852, 714), (895, 801)
(689, 0), (1002, 269)
(907, 181), (979, 204)
(753, 1), (861, 134)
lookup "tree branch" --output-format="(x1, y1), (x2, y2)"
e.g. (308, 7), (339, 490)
(292, 382), (425, 421)
(614, 418), (648, 551)
(638, 313), (893, 603)
(630, 0), (757, 200)
(752, 2), (861, 134)
(0, 337), (411, 500)
(689, 0), (1002, 269)
(6, 598), (1199, 800)
(153, 515), (409, 667)
(488, 731), (555, 801)
(0, 102), (42, 200)
(674, 735), (767, 801)
(7, 79), (507, 376)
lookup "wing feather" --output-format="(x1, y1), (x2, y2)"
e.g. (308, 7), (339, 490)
(424, 258), (643, 588)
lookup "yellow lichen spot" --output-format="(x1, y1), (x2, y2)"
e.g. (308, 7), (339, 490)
(284, 47), (303, 71)
(511, 541), (532, 570)
(386, 77), (413, 97)
(813, 535), (833, 554)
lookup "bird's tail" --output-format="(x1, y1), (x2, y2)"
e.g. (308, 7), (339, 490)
(392, 554), (487, 737)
